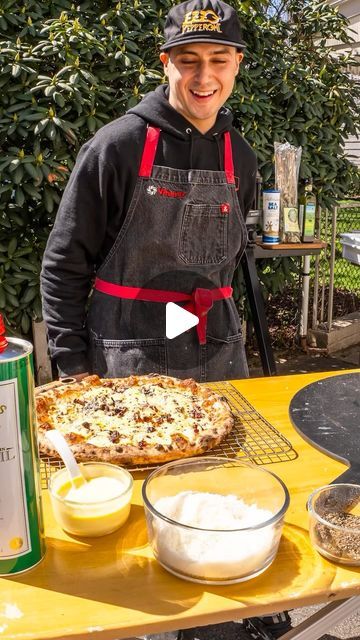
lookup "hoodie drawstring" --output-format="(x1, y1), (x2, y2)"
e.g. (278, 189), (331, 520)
(213, 132), (223, 171)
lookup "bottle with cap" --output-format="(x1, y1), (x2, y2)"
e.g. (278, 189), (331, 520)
(299, 179), (316, 242)
(0, 316), (45, 575)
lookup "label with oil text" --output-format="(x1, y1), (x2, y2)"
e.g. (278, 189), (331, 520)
(0, 378), (31, 559)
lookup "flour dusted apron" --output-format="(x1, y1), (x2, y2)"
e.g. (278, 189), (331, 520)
(87, 126), (248, 381)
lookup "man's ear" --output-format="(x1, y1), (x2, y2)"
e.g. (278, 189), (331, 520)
(160, 52), (169, 75)
(236, 51), (244, 73)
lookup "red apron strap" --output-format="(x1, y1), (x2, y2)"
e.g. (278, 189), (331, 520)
(138, 126), (161, 178)
(223, 131), (235, 185)
(94, 279), (233, 345)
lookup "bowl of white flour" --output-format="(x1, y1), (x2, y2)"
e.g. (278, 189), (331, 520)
(142, 457), (289, 584)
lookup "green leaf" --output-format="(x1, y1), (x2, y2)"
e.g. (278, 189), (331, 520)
(21, 312), (30, 334)
(11, 64), (21, 78)
(7, 238), (17, 257)
(43, 187), (54, 213)
(14, 188), (25, 207)
(21, 287), (38, 304)
(13, 165), (24, 184)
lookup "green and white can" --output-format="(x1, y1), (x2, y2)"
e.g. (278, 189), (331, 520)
(0, 338), (45, 575)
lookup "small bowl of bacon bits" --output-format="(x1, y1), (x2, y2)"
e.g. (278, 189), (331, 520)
(48, 462), (133, 537)
(142, 456), (289, 585)
(307, 483), (360, 565)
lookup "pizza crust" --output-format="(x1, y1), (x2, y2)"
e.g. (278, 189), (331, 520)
(36, 374), (235, 465)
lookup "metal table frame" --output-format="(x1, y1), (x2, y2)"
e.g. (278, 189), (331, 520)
(241, 240), (326, 378)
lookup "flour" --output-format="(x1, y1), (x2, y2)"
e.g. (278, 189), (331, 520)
(153, 491), (279, 581)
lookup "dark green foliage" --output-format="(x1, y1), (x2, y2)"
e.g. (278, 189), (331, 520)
(0, 0), (359, 334)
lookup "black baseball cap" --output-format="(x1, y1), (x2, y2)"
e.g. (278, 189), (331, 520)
(160, 0), (246, 51)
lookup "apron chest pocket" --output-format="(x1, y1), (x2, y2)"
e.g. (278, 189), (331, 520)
(179, 203), (228, 265)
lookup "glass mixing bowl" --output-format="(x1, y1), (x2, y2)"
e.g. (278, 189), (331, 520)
(307, 483), (360, 565)
(142, 457), (289, 584)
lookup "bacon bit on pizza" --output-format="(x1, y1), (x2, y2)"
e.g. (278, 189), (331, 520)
(180, 379), (198, 393)
(108, 430), (121, 443)
(114, 407), (127, 417)
(155, 444), (165, 451)
(171, 434), (189, 449)
(164, 414), (175, 423)
(142, 387), (154, 395)
(147, 425), (156, 433)
(138, 440), (148, 449)
(82, 421), (91, 429)
(190, 407), (203, 419)
(66, 432), (86, 444)
(103, 381), (114, 388)
(40, 421), (53, 431)
(74, 398), (85, 406)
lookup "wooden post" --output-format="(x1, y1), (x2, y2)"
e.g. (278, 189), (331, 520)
(32, 320), (53, 385)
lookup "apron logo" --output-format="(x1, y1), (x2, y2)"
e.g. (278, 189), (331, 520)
(158, 187), (186, 199)
(182, 9), (222, 34)
(146, 185), (157, 196)
(146, 185), (186, 199)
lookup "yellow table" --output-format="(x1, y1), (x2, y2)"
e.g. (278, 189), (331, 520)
(2, 370), (360, 640)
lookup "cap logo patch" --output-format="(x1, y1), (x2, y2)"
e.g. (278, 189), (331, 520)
(181, 9), (222, 34)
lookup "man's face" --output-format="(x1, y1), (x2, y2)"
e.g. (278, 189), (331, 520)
(160, 43), (243, 134)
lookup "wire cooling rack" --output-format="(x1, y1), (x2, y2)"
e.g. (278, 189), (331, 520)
(207, 381), (296, 465)
(39, 381), (297, 488)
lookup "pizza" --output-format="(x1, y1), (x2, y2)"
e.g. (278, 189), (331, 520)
(36, 374), (235, 465)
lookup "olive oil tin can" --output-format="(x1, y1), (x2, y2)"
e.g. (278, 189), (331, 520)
(0, 338), (45, 575)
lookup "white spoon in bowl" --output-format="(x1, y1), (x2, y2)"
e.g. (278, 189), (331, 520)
(46, 430), (86, 489)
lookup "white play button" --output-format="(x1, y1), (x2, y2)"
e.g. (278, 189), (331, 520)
(166, 302), (199, 340)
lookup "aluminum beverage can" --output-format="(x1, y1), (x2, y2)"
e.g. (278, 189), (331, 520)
(0, 338), (45, 575)
(262, 190), (281, 244)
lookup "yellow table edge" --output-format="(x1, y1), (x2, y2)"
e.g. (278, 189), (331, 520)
(1, 369), (360, 640)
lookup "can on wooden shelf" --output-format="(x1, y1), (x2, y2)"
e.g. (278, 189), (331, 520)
(0, 334), (45, 575)
(262, 189), (281, 244)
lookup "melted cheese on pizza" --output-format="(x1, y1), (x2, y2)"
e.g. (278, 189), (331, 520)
(46, 381), (223, 450)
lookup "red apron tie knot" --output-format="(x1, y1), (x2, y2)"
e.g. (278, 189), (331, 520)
(185, 288), (215, 345)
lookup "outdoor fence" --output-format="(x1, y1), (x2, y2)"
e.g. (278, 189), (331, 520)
(312, 201), (360, 331)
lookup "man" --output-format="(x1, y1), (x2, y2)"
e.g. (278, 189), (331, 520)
(41, 1), (291, 636)
(41, 0), (255, 383)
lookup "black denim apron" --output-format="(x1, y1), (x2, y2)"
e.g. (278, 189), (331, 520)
(88, 126), (248, 382)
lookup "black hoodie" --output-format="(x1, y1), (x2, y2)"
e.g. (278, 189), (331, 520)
(41, 84), (257, 375)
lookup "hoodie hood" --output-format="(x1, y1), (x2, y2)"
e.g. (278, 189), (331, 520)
(128, 84), (233, 140)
